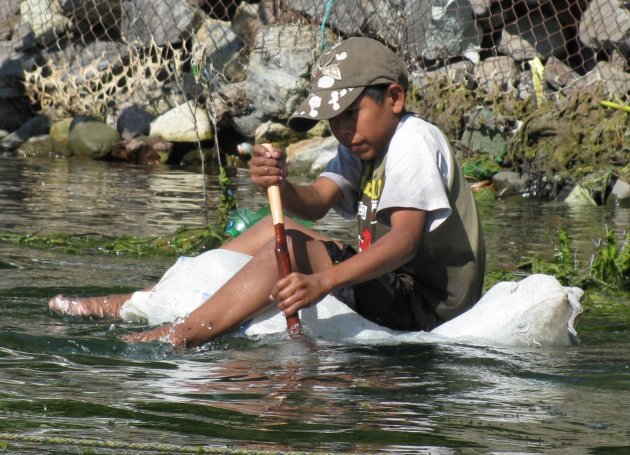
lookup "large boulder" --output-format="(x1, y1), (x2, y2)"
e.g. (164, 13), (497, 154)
(289, 0), (402, 47)
(149, 100), (214, 142)
(606, 178), (630, 208)
(286, 135), (338, 175)
(0, 114), (52, 151)
(579, 0), (630, 58)
(116, 104), (156, 140)
(473, 56), (520, 94)
(121, 0), (200, 46)
(404, 0), (482, 63)
(68, 119), (120, 158)
(20, 0), (70, 46)
(195, 17), (244, 77)
(243, 25), (320, 121)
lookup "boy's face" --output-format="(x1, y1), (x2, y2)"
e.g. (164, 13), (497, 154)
(327, 84), (405, 161)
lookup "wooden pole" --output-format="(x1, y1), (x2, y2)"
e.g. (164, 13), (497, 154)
(263, 144), (302, 336)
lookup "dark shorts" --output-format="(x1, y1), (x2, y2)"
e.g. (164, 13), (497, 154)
(322, 241), (440, 331)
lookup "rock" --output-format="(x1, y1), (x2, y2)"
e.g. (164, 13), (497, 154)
(415, 60), (474, 89)
(589, 61), (630, 96)
(404, 0), (482, 63)
(562, 60), (630, 96)
(149, 101), (214, 142)
(253, 121), (304, 147)
(492, 171), (530, 198)
(231, 1), (267, 46)
(469, 0), (491, 16)
(579, 0), (630, 54)
(211, 82), (249, 128)
(109, 136), (169, 165)
(473, 56), (520, 94)
(16, 134), (72, 158)
(460, 107), (512, 160)
(504, 8), (567, 61)
(121, 0), (200, 46)
(195, 17), (243, 75)
(1, 0), (20, 21)
(286, 136), (338, 175)
(544, 56), (579, 91)
(116, 104), (155, 140)
(0, 39), (39, 78)
(20, 0), (70, 46)
(606, 178), (630, 208)
(564, 185), (598, 206)
(177, 146), (217, 167)
(289, 0), (366, 37)
(244, 25), (320, 120)
(291, 0), (401, 47)
(232, 108), (270, 139)
(0, 11), (20, 41)
(0, 115), (53, 151)
(68, 41), (130, 82)
(498, 30), (538, 61)
(49, 118), (73, 144)
(68, 120), (120, 158)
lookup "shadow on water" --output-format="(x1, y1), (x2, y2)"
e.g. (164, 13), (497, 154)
(0, 157), (629, 453)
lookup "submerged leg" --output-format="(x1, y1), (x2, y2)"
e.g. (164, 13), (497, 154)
(49, 293), (132, 319)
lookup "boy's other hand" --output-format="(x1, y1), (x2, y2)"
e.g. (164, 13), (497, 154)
(271, 272), (327, 317)
(248, 144), (287, 190)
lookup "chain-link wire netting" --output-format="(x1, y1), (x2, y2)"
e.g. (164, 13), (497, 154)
(1, 0), (628, 125)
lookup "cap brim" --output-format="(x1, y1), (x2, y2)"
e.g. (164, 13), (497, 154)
(288, 87), (363, 132)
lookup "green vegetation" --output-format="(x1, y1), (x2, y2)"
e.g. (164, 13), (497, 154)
(513, 228), (629, 291)
(0, 228), (226, 257)
(412, 78), (629, 185)
(2, 225), (627, 295)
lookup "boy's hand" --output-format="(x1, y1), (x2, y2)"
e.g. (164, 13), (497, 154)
(271, 272), (328, 317)
(248, 144), (287, 190)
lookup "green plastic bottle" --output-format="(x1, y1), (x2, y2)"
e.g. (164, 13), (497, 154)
(225, 207), (265, 237)
(225, 205), (313, 237)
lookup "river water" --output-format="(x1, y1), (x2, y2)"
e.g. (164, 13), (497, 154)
(0, 156), (628, 454)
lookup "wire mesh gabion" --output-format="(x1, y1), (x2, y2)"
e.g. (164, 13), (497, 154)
(0, 0), (628, 126)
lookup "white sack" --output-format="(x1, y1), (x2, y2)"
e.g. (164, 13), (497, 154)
(120, 249), (583, 347)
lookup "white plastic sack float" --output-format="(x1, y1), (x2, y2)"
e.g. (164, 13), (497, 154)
(120, 249), (584, 348)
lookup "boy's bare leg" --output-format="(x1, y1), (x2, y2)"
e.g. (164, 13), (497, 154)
(125, 222), (337, 347)
(49, 293), (132, 319)
(49, 216), (338, 334)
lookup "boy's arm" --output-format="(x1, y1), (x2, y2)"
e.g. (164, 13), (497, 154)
(274, 207), (427, 316)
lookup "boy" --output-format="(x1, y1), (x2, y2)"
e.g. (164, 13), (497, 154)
(49, 37), (485, 346)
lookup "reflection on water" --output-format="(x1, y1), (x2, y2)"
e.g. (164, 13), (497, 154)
(0, 157), (629, 453)
(0, 157), (214, 237)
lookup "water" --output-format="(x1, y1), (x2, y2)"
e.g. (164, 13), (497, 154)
(0, 156), (628, 454)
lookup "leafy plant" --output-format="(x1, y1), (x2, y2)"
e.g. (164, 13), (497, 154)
(590, 227), (629, 289)
(516, 227), (629, 291)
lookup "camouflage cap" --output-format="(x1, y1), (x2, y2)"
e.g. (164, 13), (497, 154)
(288, 37), (409, 132)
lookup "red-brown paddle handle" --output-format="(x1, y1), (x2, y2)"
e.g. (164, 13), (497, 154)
(264, 144), (302, 336)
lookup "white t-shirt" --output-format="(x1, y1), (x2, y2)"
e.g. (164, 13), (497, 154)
(320, 114), (453, 232)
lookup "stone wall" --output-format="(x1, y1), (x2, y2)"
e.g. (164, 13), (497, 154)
(0, 0), (628, 132)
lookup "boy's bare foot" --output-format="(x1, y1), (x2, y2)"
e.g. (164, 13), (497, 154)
(48, 294), (130, 319)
